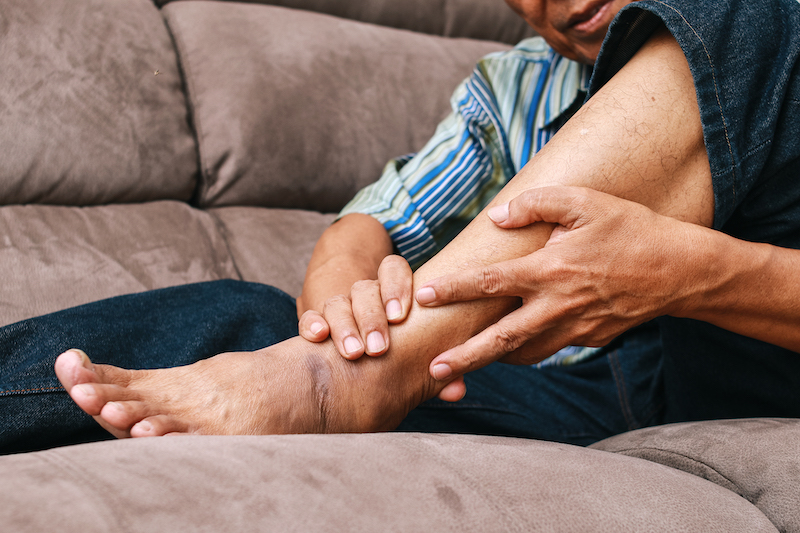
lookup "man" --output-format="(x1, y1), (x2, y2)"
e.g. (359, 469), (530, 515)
(3, 0), (799, 452)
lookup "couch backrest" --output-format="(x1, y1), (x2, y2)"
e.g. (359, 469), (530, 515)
(0, 0), (517, 211)
(0, 0), (198, 206)
(162, 1), (509, 211)
(154, 0), (537, 44)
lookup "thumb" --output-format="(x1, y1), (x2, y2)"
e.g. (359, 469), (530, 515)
(488, 186), (591, 229)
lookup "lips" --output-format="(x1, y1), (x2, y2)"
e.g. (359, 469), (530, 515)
(567, 0), (614, 33)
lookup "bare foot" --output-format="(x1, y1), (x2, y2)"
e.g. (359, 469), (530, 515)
(54, 337), (435, 438)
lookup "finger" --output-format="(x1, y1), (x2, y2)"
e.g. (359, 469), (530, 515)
(298, 310), (330, 342)
(377, 255), (413, 323)
(437, 376), (466, 402)
(322, 295), (365, 360)
(350, 280), (389, 356)
(417, 256), (542, 306)
(430, 310), (543, 376)
(499, 331), (573, 366)
(488, 186), (592, 229)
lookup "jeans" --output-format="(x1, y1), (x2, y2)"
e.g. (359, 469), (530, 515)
(0, 280), (664, 454)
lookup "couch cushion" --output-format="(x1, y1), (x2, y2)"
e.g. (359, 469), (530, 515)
(155, 0), (537, 44)
(0, 433), (777, 532)
(0, 0), (197, 205)
(163, 2), (508, 211)
(0, 203), (238, 327)
(591, 418), (800, 533)
(210, 207), (336, 298)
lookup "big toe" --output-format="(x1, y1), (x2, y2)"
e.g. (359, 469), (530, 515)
(54, 349), (98, 390)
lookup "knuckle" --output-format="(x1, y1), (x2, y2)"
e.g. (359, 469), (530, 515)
(323, 294), (351, 314)
(491, 325), (525, 355)
(351, 279), (378, 295)
(478, 267), (505, 296)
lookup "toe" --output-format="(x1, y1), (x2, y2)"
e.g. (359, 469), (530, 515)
(100, 399), (154, 431)
(131, 415), (190, 437)
(54, 349), (97, 390)
(69, 382), (141, 416)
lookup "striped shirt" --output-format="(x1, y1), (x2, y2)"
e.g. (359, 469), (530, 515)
(340, 38), (599, 367)
(340, 37), (592, 269)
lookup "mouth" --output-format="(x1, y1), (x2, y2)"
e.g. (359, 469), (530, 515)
(567, 0), (614, 34)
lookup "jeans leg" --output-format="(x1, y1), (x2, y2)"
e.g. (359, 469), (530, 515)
(0, 280), (298, 454)
(396, 322), (664, 446)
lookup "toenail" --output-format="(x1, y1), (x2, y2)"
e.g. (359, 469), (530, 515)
(134, 420), (152, 433)
(310, 322), (324, 335)
(73, 384), (95, 397)
(343, 336), (362, 355)
(366, 331), (386, 354)
(108, 402), (124, 412)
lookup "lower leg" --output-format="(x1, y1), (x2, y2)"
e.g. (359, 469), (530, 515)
(57, 28), (710, 437)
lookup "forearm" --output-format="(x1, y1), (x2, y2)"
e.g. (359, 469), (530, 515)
(297, 213), (394, 317)
(673, 223), (800, 352)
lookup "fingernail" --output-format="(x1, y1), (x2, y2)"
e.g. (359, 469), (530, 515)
(416, 287), (435, 305)
(344, 336), (362, 355)
(488, 203), (509, 223)
(310, 322), (324, 335)
(366, 331), (386, 354)
(385, 299), (402, 320)
(432, 363), (452, 380)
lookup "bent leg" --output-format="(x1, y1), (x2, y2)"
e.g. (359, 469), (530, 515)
(57, 28), (711, 439)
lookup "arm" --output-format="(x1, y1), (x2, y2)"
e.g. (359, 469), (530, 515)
(670, 218), (800, 352)
(420, 186), (800, 380)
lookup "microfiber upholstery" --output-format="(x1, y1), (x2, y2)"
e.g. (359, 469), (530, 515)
(591, 418), (800, 533)
(0, 433), (778, 532)
(163, 1), (509, 211)
(0, 203), (237, 327)
(209, 207), (336, 297)
(0, 0), (198, 206)
(152, 0), (538, 44)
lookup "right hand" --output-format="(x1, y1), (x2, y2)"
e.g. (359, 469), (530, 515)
(298, 255), (413, 360)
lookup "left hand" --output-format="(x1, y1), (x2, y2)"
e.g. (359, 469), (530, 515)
(417, 186), (695, 380)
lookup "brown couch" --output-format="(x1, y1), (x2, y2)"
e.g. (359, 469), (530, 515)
(1, 0), (797, 530)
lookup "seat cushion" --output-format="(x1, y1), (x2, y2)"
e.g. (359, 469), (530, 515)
(0, 433), (777, 532)
(209, 207), (336, 298)
(591, 418), (800, 533)
(0, 0), (198, 205)
(163, 2), (508, 211)
(0, 203), (237, 327)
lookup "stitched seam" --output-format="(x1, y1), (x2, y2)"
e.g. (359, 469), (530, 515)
(162, 9), (210, 207)
(1, 385), (65, 395)
(648, 0), (737, 201)
(608, 350), (637, 430)
(611, 446), (745, 495)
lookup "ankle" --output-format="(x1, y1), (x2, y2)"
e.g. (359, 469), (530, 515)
(312, 342), (443, 433)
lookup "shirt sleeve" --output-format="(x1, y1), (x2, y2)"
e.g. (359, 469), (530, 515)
(338, 65), (515, 269)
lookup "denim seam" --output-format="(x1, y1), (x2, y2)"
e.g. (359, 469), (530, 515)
(0, 385), (64, 396)
(648, 0), (737, 201)
(607, 350), (638, 431)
